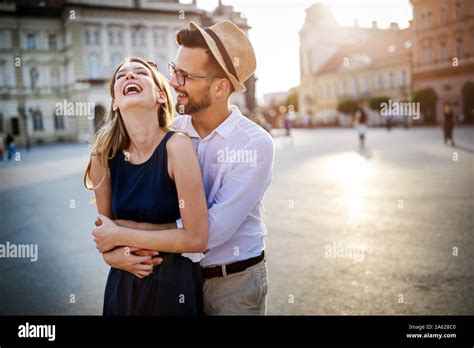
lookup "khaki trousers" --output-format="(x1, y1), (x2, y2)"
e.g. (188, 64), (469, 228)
(203, 260), (268, 315)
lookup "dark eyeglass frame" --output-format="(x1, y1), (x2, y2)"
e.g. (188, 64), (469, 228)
(168, 62), (213, 86)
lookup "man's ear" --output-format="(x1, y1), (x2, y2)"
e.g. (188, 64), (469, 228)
(215, 78), (232, 99)
(112, 100), (118, 111)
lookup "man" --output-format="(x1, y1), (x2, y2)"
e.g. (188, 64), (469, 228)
(102, 20), (275, 315)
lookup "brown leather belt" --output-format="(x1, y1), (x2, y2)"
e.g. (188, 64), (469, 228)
(201, 251), (265, 279)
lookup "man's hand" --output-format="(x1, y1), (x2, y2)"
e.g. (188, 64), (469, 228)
(102, 246), (163, 279)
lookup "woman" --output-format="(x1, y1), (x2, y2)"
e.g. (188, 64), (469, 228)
(354, 106), (368, 148)
(84, 57), (208, 315)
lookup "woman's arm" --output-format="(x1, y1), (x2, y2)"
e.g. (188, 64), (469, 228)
(93, 133), (209, 253)
(89, 155), (113, 218)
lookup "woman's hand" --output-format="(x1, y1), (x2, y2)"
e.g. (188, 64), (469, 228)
(92, 214), (121, 253)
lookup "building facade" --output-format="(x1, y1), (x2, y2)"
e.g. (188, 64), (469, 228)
(310, 28), (413, 126)
(410, 0), (474, 123)
(0, 0), (256, 147)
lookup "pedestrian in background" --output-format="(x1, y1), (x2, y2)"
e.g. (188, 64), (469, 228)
(354, 106), (368, 148)
(0, 137), (5, 161)
(6, 133), (15, 161)
(443, 103), (455, 147)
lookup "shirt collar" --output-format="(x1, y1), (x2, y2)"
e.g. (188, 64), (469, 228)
(182, 105), (242, 140)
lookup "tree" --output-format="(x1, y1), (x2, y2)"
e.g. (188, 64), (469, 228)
(369, 96), (390, 112)
(285, 89), (299, 112)
(412, 88), (438, 124)
(461, 81), (474, 123)
(337, 99), (358, 115)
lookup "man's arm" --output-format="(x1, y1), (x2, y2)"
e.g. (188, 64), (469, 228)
(108, 136), (275, 251)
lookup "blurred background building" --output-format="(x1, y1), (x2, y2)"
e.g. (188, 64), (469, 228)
(0, 0), (256, 146)
(298, 1), (474, 127)
(411, 0), (474, 124)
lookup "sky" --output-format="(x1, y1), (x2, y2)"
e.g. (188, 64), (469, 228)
(194, 0), (413, 102)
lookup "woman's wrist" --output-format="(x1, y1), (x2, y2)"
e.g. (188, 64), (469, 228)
(114, 225), (127, 247)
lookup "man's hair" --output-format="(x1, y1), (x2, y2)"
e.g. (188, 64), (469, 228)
(176, 28), (234, 93)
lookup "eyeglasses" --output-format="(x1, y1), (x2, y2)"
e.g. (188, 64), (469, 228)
(168, 62), (212, 86)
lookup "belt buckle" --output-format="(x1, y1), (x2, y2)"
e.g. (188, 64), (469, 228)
(221, 264), (227, 277)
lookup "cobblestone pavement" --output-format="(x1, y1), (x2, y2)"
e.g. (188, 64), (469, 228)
(0, 127), (472, 315)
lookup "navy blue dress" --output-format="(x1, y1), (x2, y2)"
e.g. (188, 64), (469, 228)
(104, 131), (203, 315)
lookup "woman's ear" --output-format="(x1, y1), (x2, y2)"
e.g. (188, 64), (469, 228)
(112, 100), (118, 112)
(156, 91), (167, 104)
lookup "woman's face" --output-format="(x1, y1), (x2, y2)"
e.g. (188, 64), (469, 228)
(112, 61), (165, 113)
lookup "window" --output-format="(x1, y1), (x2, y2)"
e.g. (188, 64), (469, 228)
(363, 76), (370, 92)
(51, 68), (60, 88)
(389, 72), (395, 89)
(30, 67), (39, 89)
(377, 74), (384, 90)
(110, 53), (122, 74)
(440, 42), (447, 61)
(0, 60), (7, 87)
(32, 110), (43, 131)
(48, 35), (58, 50)
(132, 32), (137, 46)
(0, 30), (11, 49)
(27, 34), (36, 50)
(93, 30), (100, 45)
(440, 7), (447, 25)
(84, 30), (91, 45)
(87, 53), (101, 78)
(117, 31), (123, 45)
(400, 70), (407, 87)
(455, 1), (462, 20)
(457, 38), (464, 58)
(352, 78), (359, 96)
(54, 114), (65, 130)
(108, 30), (114, 45)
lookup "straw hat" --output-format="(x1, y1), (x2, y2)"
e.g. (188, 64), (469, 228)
(189, 20), (256, 93)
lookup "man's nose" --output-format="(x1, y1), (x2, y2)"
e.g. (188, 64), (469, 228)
(168, 74), (179, 88)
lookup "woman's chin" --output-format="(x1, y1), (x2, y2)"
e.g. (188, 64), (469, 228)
(120, 97), (147, 109)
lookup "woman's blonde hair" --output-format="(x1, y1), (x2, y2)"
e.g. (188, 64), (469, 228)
(84, 56), (174, 190)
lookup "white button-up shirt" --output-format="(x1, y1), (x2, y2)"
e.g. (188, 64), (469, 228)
(174, 105), (275, 267)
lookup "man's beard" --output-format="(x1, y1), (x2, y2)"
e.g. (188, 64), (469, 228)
(175, 87), (212, 115)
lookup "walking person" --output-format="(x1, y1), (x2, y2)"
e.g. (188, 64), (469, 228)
(354, 106), (368, 148)
(5, 133), (15, 161)
(0, 137), (5, 162)
(443, 102), (455, 146)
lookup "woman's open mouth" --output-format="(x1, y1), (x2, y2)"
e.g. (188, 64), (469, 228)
(123, 83), (143, 96)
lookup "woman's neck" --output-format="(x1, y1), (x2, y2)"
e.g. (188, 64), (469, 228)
(121, 108), (164, 158)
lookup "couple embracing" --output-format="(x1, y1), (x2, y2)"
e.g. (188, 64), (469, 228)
(84, 20), (275, 315)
